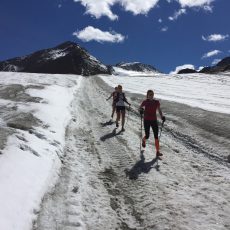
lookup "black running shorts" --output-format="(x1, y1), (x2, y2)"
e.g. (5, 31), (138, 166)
(116, 106), (126, 112)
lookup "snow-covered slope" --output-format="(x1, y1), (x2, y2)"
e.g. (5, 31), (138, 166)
(0, 71), (229, 230)
(113, 66), (160, 77)
(101, 72), (230, 114)
(0, 72), (82, 229)
(36, 74), (229, 230)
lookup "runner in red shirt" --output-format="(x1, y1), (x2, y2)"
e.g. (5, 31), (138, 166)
(139, 90), (165, 158)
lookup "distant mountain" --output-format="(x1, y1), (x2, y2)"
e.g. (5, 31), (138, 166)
(199, 56), (230, 74)
(177, 68), (197, 74)
(116, 62), (160, 73)
(217, 56), (230, 67)
(0, 41), (112, 76)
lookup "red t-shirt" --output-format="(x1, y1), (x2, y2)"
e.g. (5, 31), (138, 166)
(140, 99), (160, 120)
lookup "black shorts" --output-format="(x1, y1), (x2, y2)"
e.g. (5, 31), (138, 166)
(144, 120), (159, 139)
(116, 106), (126, 112)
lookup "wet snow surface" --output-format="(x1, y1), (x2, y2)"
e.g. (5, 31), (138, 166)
(0, 72), (230, 230)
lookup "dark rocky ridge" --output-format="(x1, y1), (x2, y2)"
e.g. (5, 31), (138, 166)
(199, 56), (230, 74)
(0, 41), (112, 76)
(177, 56), (230, 74)
(178, 68), (197, 74)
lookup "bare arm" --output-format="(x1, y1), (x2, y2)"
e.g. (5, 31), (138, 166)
(158, 105), (165, 122)
(106, 93), (113, 101)
(139, 101), (145, 114)
(158, 106), (163, 118)
(124, 97), (131, 106)
(123, 94), (131, 106)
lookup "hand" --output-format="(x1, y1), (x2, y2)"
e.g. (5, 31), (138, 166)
(162, 116), (166, 122)
(139, 108), (144, 115)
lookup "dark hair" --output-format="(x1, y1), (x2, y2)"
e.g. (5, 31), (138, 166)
(118, 85), (122, 89)
(146, 90), (154, 98)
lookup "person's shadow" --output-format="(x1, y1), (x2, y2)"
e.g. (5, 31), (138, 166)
(125, 151), (159, 180)
(100, 128), (122, 141)
(100, 120), (114, 127)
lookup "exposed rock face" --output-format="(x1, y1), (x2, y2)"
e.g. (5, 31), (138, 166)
(199, 56), (230, 74)
(177, 68), (197, 74)
(116, 62), (160, 73)
(0, 41), (112, 76)
(217, 57), (230, 67)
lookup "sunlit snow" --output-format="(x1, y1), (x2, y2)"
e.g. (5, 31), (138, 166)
(0, 70), (229, 230)
(100, 71), (230, 114)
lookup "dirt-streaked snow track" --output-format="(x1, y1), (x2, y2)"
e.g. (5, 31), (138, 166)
(35, 77), (230, 230)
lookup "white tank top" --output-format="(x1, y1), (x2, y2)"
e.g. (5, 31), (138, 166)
(116, 93), (125, 106)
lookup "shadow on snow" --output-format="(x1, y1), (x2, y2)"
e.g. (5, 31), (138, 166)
(125, 151), (160, 180)
(100, 119), (114, 127)
(100, 128), (123, 141)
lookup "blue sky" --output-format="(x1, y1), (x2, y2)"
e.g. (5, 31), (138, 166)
(0, 0), (229, 73)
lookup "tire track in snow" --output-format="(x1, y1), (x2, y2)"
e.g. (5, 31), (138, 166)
(78, 78), (197, 229)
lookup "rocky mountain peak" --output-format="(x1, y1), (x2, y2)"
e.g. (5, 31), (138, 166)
(216, 56), (230, 67)
(199, 56), (230, 74)
(0, 41), (112, 76)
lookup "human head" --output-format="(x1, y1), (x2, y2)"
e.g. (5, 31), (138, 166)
(117, 85), (122, 92)
(115, 86), (118, 91)
(147, 90), (154, 99)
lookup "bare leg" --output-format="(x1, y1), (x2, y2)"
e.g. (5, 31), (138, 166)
(121, 110), (126, 130)
(155, 139), (160, 152)
(111, 105), (115, 118)
(116, 111), (120, 127)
